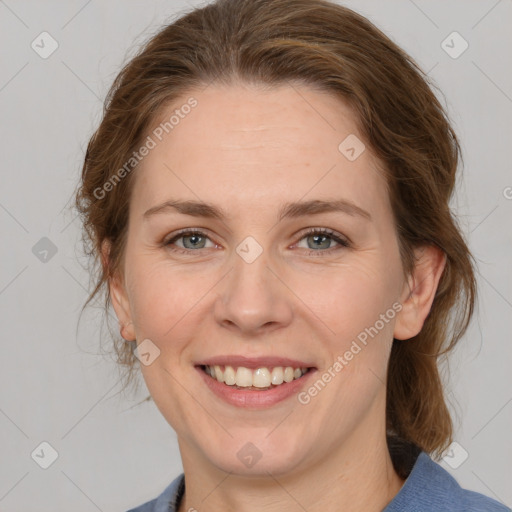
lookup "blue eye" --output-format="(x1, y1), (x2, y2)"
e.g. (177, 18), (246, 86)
(163, 227), (350, 256)
(164, 229), (215, 253)
(297, 228), (350, 254)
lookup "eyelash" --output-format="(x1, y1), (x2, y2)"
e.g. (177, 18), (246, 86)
(163, 227), (351, 257)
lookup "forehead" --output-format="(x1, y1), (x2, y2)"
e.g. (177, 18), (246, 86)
(130, 82), (389, 219)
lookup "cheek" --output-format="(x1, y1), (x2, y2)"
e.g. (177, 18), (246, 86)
(126, 256), (196, 339)
(289, 254), (401, 346)
(128, 252), (402, 352)
(294, 259), (401, 429)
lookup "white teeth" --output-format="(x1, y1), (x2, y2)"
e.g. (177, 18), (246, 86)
(253, 368), (271, 388)
(283, 367), (294, 382)
(271, 367), (284, 385)
(224, 365), (236, 385)
(204, 365), (308, 388)
(214, 365), (224, 383)
(235, 367), (253, 387)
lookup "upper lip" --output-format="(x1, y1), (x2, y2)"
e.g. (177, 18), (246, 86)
(196, 355), (316, 369)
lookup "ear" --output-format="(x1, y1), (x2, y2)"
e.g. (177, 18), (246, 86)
(101, 239), (136, 341)
(393, 244), (446, 341)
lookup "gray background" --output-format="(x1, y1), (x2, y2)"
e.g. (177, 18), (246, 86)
(0, 0), (511, 510)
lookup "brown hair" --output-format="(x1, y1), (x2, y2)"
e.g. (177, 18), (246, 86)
(74, 0), (476, 459)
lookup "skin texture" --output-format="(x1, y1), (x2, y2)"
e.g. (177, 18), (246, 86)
(105, 82), (445, 511)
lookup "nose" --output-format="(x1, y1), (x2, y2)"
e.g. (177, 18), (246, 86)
(213, 244), (294, 336)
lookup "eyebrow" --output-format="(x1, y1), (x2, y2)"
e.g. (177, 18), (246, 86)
(143, 198), (372, 222)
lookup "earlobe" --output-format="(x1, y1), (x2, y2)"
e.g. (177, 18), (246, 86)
(393, 245), (446, 341)
(101, 239), (136, 341)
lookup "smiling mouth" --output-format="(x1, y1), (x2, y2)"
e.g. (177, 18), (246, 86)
(199, 364), (312, 390)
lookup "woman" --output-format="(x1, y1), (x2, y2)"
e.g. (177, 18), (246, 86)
(74, 0), (509, 510)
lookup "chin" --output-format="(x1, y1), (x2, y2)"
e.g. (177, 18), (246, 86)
(203, 430), (310, 477)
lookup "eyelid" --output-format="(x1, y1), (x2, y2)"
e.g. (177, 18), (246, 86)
(295, 227), (351, 247)
(162, 227), (213, 243)
(163, 226), (351, 255)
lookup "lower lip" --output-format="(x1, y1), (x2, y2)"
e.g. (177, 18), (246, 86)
(196, 366), (316, 408)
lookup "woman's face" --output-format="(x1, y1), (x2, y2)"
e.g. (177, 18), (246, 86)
(111, 82), (413, 476)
